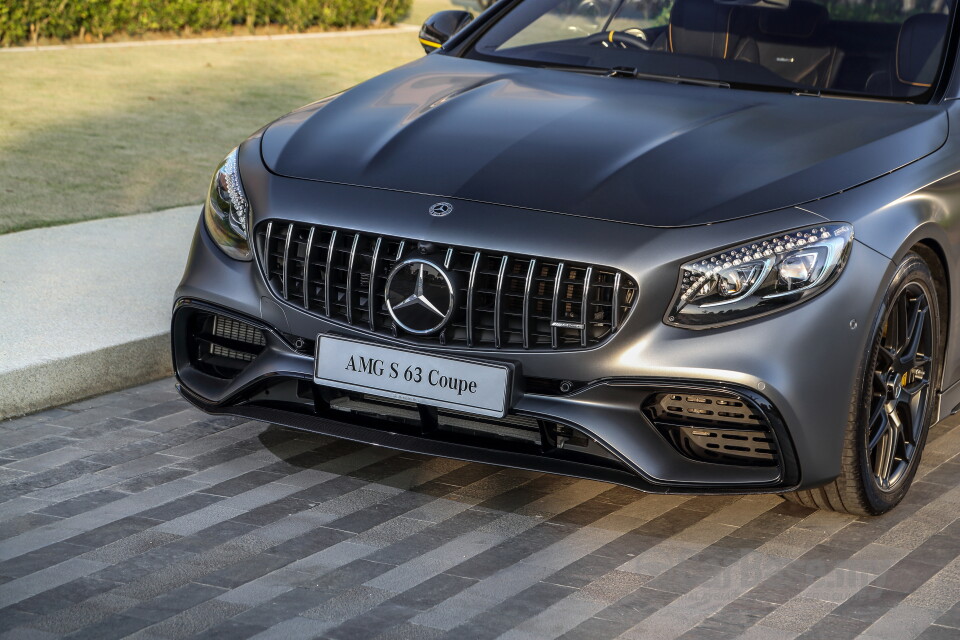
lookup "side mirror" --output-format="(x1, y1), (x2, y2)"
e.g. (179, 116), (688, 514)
(419, 11), (474, 53)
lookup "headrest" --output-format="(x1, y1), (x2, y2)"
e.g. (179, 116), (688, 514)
(897, 13), (949, 87)
(669, 0), (738, 58)
(758, 1), (828, 38)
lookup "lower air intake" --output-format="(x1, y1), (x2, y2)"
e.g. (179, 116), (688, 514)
(643, 392), (779, 466)
(189, 311), (266, 379)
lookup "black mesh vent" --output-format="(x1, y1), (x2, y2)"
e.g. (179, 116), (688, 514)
(188, 312), (266, 379)
(256, 221), (637, 351)
(643, 392), (780, 467)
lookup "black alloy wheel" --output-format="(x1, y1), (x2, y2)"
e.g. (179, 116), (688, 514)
(867, 280), (935, 493)
(784, 252), (942, 515)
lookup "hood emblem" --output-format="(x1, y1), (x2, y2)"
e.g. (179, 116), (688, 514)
(385, 258), (455, 335)
(429, 202), (453, 217)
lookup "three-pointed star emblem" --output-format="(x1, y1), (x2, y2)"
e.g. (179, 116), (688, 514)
(391, 264), (446, 318)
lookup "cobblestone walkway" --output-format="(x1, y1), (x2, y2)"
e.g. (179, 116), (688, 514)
(0, 379), (958, 640)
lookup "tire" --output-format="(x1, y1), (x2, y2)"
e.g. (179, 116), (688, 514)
(783, 252), (943, 515)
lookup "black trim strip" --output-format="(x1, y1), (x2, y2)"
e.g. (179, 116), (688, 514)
(179, 384), (704, 494)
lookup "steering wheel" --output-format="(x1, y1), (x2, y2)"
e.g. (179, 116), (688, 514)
(584, 29), (651, 50)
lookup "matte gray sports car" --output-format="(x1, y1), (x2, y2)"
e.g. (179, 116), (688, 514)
(173, 0), (960, 515)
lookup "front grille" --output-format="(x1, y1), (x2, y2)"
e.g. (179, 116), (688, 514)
(256, 221), (637, 350)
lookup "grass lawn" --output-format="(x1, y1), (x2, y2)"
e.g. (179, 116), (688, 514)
(0, 0), (482, 235)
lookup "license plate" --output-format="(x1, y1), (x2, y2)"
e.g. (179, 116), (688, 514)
(314, 336), (510, 418)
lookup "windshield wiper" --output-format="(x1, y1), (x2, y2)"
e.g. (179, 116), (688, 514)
(539, 64), (608, 76)
(542, 64), (730, 88)
(610, 67), (730, 88)
(791, 87), (905, 103)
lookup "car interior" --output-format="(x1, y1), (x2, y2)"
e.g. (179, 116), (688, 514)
(641, 0), (951, 95)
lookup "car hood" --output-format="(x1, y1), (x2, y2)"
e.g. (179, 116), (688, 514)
(261, 55), (947, 227)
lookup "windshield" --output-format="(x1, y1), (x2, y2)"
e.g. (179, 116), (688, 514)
(469, 0), (956, 99)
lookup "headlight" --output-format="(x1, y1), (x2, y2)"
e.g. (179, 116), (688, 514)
(666, 223), (854, 329)
(203, 147), (251, 261)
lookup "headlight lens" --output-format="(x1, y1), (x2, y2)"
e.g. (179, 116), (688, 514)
(203, 147), (251, 261)
(666, 223), (854, 329)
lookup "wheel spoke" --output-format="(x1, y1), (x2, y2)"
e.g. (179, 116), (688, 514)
(888, 405), (905, 444)
(873, 371), (886, 390)
(867, 402), (889, 451)
(893, 292), (908, 353)
(898, 294), (927, 364)
(902, 378), (930, 397)
(874, 422), (897, 487)
(900, 379), (929, 443)
(876, 346), (896, 369)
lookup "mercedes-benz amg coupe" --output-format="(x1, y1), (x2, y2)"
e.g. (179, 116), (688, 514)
(173, 0), (960, 514)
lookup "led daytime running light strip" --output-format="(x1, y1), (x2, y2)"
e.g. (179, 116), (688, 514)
(222, 150), (249, 233)
(679, 224), (852, 302)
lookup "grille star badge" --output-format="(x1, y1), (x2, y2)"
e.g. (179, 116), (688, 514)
(385, 258), (456, 335)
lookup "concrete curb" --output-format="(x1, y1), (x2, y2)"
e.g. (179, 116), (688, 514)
(0, 206), (201, 420)
(0, 334), (172, 418)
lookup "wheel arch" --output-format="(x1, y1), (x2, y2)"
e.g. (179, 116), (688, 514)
(905, 237), (956, 414)
(912, 237), (949, 319)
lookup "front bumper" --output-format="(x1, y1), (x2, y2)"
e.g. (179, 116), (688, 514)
(175, 296), (803, 493)
(173, 164), (892, 493)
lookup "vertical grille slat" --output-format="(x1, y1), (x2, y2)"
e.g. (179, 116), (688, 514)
(281, 223), (294, 300)
(551, 262), (565, 350)
(494, 255), (509, 349)
(263, 222), (276, 288)
(369, 236), (382, 332)
(581, 266), (593, 347)
(302, 226), (315, 310)
(611, 271), (622, 332)
(324, 230), (338, 316)
(256, 221), (635, 351)
(345, 233), (360, 324)
(466, 251), (481, 347)
(522, 259), (536, 350)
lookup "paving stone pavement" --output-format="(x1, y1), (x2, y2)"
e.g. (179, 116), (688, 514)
(0, 379), (958, 640)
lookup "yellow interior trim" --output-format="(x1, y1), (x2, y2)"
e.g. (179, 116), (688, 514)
(723, 11), (731, 59)
(609, 30), (615, 43)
